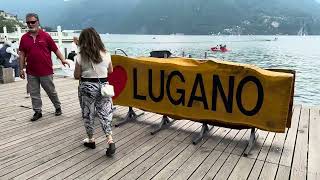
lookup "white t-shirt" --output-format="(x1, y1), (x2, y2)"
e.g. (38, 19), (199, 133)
(6, 46), (19, 63)
(75, 51), (111, 78)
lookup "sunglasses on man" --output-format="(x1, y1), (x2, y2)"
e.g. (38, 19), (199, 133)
(26, 20), (37, 25)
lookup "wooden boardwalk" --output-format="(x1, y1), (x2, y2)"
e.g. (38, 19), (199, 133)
(0, 77), (319, 180)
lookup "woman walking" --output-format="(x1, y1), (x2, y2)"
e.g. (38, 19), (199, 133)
(74, 27), (115, 156)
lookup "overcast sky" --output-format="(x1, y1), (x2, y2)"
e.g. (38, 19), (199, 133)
(1, 0), (320, 27)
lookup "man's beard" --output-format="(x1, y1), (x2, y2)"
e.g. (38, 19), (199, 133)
(28, 27), (37, 33)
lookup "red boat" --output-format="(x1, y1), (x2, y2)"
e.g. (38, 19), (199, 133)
(211, 47), (228, 52)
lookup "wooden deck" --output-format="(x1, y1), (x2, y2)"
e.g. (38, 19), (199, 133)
(0, 77), (319, 180)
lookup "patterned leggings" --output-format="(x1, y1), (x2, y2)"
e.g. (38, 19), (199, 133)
(79, 81), (113, 137)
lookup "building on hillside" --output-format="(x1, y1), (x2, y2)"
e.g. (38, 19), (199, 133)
(0, 10), (18, 21)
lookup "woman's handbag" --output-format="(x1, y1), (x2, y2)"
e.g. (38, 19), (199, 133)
(101, 83), (115, 97)
(91, 62), (115, 97)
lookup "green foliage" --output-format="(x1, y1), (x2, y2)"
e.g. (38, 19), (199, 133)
(0, 16), (24, 33)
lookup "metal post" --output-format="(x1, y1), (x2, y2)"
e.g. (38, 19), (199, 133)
(244, 128), (259, 157)
(64, 48), (68, 59)
(3, 26), (8, 41)
(150, 115), (174, 135)
(114, 107), (144, 127)
(57, 25), (63, 48)
(192, 123), (213, 145)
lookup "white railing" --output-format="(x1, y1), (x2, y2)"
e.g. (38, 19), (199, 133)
(1, 26), (75, 44)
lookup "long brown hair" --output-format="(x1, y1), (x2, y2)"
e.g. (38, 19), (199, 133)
(78, 27), (106, 64)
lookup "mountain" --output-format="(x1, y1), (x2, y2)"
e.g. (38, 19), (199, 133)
(57, 0), (141, 32)
(2, 0), (320, 34)
(57, 0), (320, 35)
(0, 0), (67, 27)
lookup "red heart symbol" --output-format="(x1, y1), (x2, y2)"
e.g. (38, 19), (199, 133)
(108, 65), (127, 99)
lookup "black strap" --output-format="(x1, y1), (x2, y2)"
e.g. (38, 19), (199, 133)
(81, 77), (107, 83)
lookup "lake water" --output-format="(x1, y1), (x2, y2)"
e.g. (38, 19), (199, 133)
(58, 35), (320, 106)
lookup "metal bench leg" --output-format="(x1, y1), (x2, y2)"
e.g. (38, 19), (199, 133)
(151, 115), (174, 135)
(115, 107), (144, 127)
(244, 128), (259, 157)
(192, 123), (213, 145)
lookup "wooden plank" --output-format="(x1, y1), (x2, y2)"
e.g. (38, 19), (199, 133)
(109, 122), (192, 180)
(0, 100), (81, 138)
(0, 104), (123, 136)
(0, 109), (83, 157)
(201, 128), (230, 149)
(43, 123), (189, 179)
(136, 142), (189, 180)
(308, 107), (320, 176)
(0, 81), (78, 121)
(228, 156), (255, 180)
(202, 130), (250, 179)
(142, 124), (204, 180)
(171, 122), (201, 142)
(265, 130), (287, 164)
(308, 172), (320, 180)
(69, 119), (197, 180)
(232, 129), (251, 156)
(201, 152), (230, 179)
(0, 112), (83, 151)
(62, 120), (190, 180)
(246, 130), (268, 159)
(12, 113), (161, 179)
(290, 107), (309, 180)
(275, 165), (290, 180)
(127, 122), (205, 180)
(280, 105), (302, 166)
(0, 78), (317, 180)
(247, 160), (264, 180)
(232, 129), (272, 180)
(213, 154), (241, 180)
(0, 108), (129, 169)
(259, 162), (278, 180)
(188, 129), (246, 180)
(1, 113), (147, 179)
(0, 123), (94, 169)
(214, 129), (239, 152)
(257, 132), (275, 161)
(55, 122), (192, 180)
(108, 121), (192, 179)
(223, 129), (247, 154)
(168, 129), (238, 180)
(213, 130), (255, 180)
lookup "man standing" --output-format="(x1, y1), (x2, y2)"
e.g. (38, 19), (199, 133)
(19, 13), (70, 121)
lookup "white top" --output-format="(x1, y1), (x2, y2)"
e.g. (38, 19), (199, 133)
(6, 46), (19, 63)
(75, 51), (111, 78)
